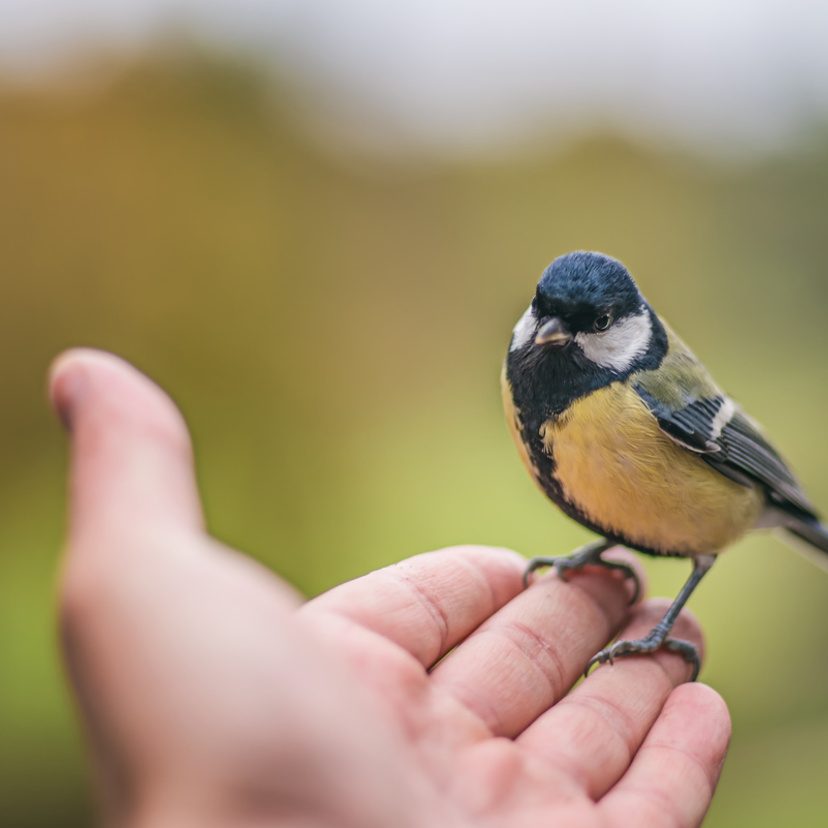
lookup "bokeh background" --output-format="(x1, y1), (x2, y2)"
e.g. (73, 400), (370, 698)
(2, 2), (828, 825)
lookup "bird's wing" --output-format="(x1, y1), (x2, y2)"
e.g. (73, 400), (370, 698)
(632, 324), (818, 519)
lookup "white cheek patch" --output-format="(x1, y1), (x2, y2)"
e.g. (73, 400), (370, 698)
(574, 309), (653, 372)
(510, 305), (536, 352)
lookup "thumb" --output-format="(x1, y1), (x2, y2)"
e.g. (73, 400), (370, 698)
(49, 349), (204, 558)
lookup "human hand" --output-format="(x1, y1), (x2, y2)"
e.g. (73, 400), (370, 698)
(50, 349), (730, 828)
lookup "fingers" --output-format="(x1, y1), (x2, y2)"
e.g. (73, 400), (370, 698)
(49, 349), (204, 558)
(516, 599), (704, 798)
(428, 551), (646, 737)
(304, 545), (526, 668)
(598, 683), (730, 828)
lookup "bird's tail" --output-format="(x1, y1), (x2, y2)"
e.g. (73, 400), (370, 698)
(780, 517), (828, 573)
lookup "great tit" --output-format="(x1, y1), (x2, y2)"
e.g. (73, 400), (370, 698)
(503, 250), (828, 679)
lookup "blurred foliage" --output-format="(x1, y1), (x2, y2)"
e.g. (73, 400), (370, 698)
(2, 47), (828, 826)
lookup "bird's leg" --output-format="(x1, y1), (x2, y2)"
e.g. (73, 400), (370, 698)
(524, 539), (640, 604)
(585, 554), (716, 682)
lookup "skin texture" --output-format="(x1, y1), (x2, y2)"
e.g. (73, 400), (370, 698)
(50, 349), (731, 828)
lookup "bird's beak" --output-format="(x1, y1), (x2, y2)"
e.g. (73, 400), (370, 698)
(535, 317), (572, 346)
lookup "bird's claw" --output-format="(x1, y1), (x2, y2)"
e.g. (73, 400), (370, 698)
(523, 541), (640, 604)
(585, 635), (700, 681)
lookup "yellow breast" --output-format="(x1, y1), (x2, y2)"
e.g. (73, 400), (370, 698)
(542, 382), (763, 555)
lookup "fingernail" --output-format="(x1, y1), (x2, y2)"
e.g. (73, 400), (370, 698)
(49, 353), (87, 432)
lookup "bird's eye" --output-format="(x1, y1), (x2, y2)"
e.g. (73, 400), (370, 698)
(593, 314), (611, 332)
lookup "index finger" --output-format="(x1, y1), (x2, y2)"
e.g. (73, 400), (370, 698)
(303, 545), (527, 668)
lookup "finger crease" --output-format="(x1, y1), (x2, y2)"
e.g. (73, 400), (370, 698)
(638, 741), (717, 796)
(450, 551), (505, 616)
(498, 620), (567, 695)
(389, 570), (452, 655)
(561, 696), (635, 767)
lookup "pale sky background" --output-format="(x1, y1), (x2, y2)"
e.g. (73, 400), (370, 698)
(2, 0), (828, 159)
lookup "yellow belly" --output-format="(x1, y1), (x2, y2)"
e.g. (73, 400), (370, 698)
(542, 383), (763, 555)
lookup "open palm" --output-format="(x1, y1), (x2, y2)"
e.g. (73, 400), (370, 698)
(51, 350), (729, 828)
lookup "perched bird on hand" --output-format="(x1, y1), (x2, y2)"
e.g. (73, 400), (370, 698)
(502, 250), (828, 679)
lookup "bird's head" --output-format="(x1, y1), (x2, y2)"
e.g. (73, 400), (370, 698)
(510, 251), (658, 374)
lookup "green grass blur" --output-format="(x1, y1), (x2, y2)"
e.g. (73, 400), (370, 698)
(2, 47), (828, 826)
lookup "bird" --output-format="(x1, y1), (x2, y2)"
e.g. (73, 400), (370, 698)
(502, 250), (828, 680)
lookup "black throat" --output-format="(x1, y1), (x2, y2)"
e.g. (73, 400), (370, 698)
(505, 303), (668, 436)
(504, 303), (668, 541)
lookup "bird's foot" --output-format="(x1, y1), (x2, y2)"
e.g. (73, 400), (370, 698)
(524, 539), (640, 603)
(585, 630), (700, 682)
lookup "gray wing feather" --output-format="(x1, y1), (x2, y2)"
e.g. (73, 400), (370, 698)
(635, 383), (817, 519)
(632, 320), (818, 519)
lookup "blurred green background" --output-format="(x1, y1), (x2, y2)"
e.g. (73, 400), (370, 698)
(3, 39), (828, 828)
